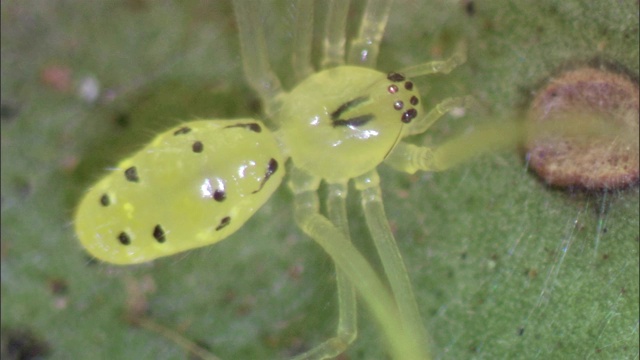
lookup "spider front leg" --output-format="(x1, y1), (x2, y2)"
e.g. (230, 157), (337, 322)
(386, 115), (525, 174)
(402, 44), (472, 137)
(289, 167), (428, 360)
(404, 95), (477, 137)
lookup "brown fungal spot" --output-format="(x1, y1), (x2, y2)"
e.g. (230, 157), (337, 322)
(526, 67), (639, 189)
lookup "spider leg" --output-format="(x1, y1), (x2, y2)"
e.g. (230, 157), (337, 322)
(404, 95), (477, 136)
(133, 317), (221, 360)
(291, 181), (357, 360)
(401, 42), (467, 78)
(347, 0), (393, 67)
(320, 0), (350, 69)
(385, 121), (525, 173)
(292, 0), (315, 81)
(354, 170), (431, 358)
(400, 44), (470, 135)
(289, 167), (427, 360)
(232, 0), (283, 117)
(325, 182), (357, 346)
(394, 109), (633, 174)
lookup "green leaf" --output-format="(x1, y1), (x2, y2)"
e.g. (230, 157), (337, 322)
(2, 1), (637, 359)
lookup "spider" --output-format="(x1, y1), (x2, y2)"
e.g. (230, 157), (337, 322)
(74, 1), (475, 359)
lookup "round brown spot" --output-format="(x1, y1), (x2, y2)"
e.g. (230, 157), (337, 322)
(526, 67), (639, 189)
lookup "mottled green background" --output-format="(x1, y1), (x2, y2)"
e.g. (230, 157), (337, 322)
(2, 1), (638, 359)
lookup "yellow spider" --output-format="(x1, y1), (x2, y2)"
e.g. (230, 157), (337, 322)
(75, 1), (499, 359)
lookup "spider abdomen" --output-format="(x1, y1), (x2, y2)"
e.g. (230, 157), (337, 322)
(75, 119), (285, 264)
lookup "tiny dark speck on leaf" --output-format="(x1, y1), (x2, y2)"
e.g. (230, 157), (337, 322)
(1, 102), (20, 121)
(114, 112), (131, 128)
(3, 327), (52, 360)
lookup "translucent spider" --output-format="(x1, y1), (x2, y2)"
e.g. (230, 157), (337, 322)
(74, 1), (476, 359)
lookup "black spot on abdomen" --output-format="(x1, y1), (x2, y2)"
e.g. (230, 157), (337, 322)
(118, 232), (131, 245)
(153, 225), (166, 243)
(215, 216), (231, 231)
(124, 167), (139, 182)
(225, 122), (262, 133)
(173, 126), (192, 135)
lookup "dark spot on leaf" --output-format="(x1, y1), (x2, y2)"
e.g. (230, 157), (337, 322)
(3, 327), (51, 360)
(48, 278), (69, 295)
(1, 102), (20, 122)
(114, 112), (130, 128)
